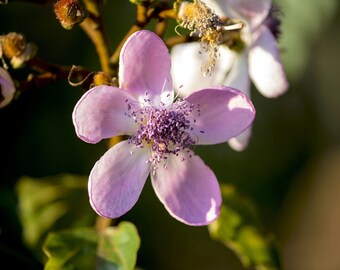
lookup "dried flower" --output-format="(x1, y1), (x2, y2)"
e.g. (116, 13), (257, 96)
(0, 32), (37, 69)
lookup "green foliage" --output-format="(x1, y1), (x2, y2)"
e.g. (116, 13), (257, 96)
(97, 222), (141, 270)
(208, 184), (280, 270)
(43, 227), (98, 270)
(42, 222), (140, 270)
(15, 174), (96, 258)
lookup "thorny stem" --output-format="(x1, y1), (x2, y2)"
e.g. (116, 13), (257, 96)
(17, 57), (90, 92)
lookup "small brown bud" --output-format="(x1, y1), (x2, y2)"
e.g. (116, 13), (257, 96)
(54, 0), (88, 30)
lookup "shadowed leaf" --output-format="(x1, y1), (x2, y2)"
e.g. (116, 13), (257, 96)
(208, 184), (280, 270)
(97, 222), (141, 270)
(15, 174), (96, 258)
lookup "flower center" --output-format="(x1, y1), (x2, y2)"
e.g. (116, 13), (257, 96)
(127, 99), (198, 170)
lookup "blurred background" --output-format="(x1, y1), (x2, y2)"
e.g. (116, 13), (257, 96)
(0, 0), (340, 269)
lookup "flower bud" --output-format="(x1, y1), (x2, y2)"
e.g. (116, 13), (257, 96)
(54, 0), (88, 30)
(0, 67), (15, 108)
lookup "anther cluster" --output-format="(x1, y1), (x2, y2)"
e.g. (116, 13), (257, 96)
(127, 99), (198, 168)
(178, 0), (225, 76)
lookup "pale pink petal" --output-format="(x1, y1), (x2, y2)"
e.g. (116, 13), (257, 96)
(89, 140), (150, 218)
(228, 126), (252, 151)
(223, 52), (253, 151)
(249, 26), (289, 98)
(0, 67), (16, 108)
(223, 50), (251, 97)
(72, 85), (137, 144)
(151, 150), (221, 226)
(185, 87), (255, 145)
(171, 42), (233, 97)
(119, 30), (173, 103)
(225, 0), (271, 30)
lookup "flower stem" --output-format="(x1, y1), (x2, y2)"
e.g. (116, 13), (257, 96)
(80, 0), (113, 75)
(109, 3), (175, 68)
(95, 216), (112, 232)
(165, 35), (195, 48)
(109, 4), (149, 68)
(17, 57), (90, 92)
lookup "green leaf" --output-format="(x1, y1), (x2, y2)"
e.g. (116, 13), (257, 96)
(42, 227), (98, 270)
(97, 222), (141, 270)
(42, 222), (140, 270)
(208, 184), (280, 270)
(15, 174), (96, 257)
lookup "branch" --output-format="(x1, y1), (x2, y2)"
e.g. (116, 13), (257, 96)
(80, 0), (113, 74)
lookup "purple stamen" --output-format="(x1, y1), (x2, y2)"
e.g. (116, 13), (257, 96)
(127, 99), (199, 168)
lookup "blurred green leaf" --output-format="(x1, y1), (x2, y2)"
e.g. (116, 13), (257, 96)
(276, 0), (339, 81)
(97, 222), (141, 270)
(43, 227), (98, 270)
(15, 174), (96, 258)
(42, 222), (140, 270)
(208, 184), (280, 270)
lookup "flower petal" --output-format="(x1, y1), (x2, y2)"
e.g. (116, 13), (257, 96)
(224, 0), (271, 30)
(249, 26), (289, 98)
(151, 150), (221, 226)
(0, 67), (16, 108)
(72, 85), (137, 144)
(228, 126), (252, 151)
(203, 0), (233, 18)
(171, 42), (233, 97)
(119, 30), (173, 103)
(89, 140), (150, 218)
(224, 50), (251, 97)
(185, 87), (255, 145)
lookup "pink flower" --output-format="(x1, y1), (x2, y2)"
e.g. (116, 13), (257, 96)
(0, 67), (15, 108)
(72, 30), (255, 226)
(171, 0), (288, 151)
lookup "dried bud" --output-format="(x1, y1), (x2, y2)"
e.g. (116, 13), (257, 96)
(0, 32), (37, 69)
(54, 0), (88, 30)
(2, 32), (26, 59)
(0, 67), (16, 108)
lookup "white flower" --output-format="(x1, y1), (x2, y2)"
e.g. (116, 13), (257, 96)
(171, 0), (289, 151)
